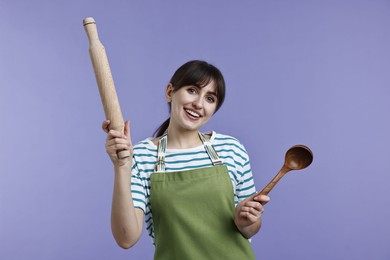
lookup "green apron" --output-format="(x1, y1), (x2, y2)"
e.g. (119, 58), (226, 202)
(150, 133), (255, 260)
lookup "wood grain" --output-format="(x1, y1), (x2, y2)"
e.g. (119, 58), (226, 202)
(83, 17), (130, 159)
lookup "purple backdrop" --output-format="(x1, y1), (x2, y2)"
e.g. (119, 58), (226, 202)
(1, 0), (389, 259)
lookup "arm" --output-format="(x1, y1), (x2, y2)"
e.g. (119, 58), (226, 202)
(111, 164), (144, 248)
(103, 120), (144, 249)
(232, 141), (269, 238)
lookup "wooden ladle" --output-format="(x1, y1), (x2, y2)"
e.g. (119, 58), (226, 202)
(256, 145), (313, 197)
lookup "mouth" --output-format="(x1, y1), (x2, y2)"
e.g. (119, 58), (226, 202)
(184, 108), (201, 120)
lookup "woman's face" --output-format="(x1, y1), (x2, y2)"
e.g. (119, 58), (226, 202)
(167, 81), (218, 133)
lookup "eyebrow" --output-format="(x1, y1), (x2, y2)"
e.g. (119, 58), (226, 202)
(193, 85), (218, 97)
(208, 91), (218, 97)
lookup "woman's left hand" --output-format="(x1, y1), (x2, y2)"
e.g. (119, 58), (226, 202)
(234, 194), (270, 237)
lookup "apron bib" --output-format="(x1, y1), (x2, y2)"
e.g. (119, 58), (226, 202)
(150, 133), (255, 260)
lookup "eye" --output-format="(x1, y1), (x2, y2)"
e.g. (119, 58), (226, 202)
(187, 87), (197, 94)
(206, 96), (216, 103)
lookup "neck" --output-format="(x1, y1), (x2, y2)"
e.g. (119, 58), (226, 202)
(166, 125), (202, 149)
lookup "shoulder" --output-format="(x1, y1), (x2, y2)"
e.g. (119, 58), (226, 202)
(210, 132), (248, 156)
(132, 138), (157, 172)
(211, 132), (245, 147)
(132, 138), (157, 154)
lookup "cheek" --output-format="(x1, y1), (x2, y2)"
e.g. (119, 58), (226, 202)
(173, 92), (192, 105)
(206, 104), (217, 116)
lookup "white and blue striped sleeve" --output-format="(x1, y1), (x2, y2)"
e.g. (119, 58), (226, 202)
(236, 144), (256, 203)
(130, 156), (147, 213)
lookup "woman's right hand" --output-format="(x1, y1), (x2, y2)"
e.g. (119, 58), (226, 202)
(102, 120), (133, 168)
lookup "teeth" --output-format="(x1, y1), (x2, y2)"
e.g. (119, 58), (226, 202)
(185, 109), (200, 118)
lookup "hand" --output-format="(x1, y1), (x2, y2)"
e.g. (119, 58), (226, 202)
(235, 194), (270, 230)
(102, 120), (133, 168)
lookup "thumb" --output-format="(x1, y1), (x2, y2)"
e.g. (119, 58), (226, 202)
(253, 194), (270, 205)
(124, 120), (131, 139)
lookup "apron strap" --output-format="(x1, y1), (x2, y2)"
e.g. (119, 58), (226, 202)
(154, 132), (222, 172)
(198, 132), (223, 166)
(155, 133), (168, 172)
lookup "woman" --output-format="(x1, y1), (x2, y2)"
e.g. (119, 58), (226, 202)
(102, 60), (270, 259)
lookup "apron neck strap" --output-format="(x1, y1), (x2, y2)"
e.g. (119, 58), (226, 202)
(154, 132), (222, 172)
(198, 132), (223, 166)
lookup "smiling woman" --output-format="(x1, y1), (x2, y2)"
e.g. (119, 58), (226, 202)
(164, 82), (218, 140)
(101, 60), (270, 259)
(154, 60), (226, 138)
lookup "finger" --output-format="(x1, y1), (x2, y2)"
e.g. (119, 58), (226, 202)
(106, 138), (130, 148)
(244, 201), (262, 210)
(124, 120), (133, 146)
(102, 120), (111, 133)
(241, 205), (262, 216)
(105, 137), (130, 146)
(253, 195), (270, 205)
(107, 129), (127, 139)
(240, 210), (260, 218)
(239, 212), (260, 223)
(124, 120), (130, 137)
(105, 144), (130, 157)
(106, 143), (130, 151)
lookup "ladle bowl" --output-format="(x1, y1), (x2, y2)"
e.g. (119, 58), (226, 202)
(256, 145), (313, 197)
(285, 145), (313, 170)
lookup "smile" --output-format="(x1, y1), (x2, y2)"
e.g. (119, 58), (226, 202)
(184, 109), (201, 119)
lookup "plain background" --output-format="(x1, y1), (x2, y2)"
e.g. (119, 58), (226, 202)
(1, 0), (389, 259)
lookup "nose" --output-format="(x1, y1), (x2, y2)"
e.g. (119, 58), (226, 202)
(192, 96), (204, 109)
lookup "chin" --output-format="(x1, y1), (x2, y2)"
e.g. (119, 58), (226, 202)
(178, 121), (203, 132)
(186, 121), (210, 132)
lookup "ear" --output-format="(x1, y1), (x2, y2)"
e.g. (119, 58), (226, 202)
(166, 83), (173, 102)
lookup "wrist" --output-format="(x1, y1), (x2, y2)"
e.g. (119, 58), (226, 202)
(114, 162), (132, 174)
(235, 217), (262, 239)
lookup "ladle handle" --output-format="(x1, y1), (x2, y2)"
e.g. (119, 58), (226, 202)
(256, 166), (291, 196)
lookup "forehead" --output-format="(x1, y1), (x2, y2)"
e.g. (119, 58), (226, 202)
(196, 80), (217, 95)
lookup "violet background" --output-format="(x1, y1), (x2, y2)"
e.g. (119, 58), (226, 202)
(1, 0), (389, 259)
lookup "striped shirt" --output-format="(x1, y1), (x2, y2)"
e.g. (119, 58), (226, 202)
(130, 131), (257, 241)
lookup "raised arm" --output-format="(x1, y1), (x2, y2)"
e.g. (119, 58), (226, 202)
(103, 120), (144, 248)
